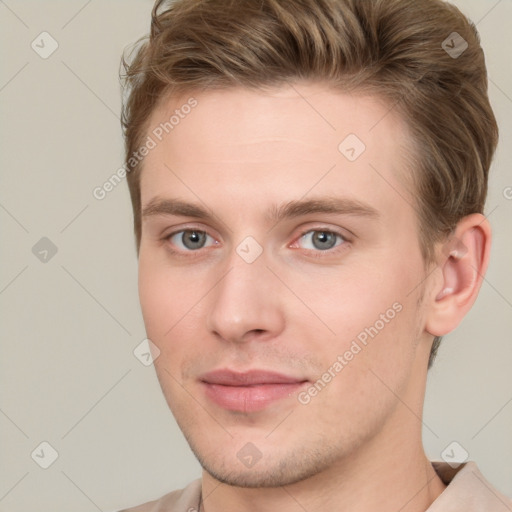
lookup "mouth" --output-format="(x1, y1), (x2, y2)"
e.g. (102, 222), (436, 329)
(199, 369), (309, 413)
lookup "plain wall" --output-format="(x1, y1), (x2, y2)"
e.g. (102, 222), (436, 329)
(0, 1), (510, 510)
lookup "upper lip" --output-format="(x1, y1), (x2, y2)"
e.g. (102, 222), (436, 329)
(200, 369), (307, 386)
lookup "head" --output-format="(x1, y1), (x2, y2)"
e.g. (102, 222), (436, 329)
(120, 0), (497, 488)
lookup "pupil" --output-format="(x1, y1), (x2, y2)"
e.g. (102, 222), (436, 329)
(184, 230), (205, 249)
(314, 231), (335, 250)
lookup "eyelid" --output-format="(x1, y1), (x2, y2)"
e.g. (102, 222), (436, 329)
(289, 226), (349, 255)
(295, 226), (350, 241)
(164, 226), (218, 252)
(158, 225), (213, 262)
(162, 222), (217, 240)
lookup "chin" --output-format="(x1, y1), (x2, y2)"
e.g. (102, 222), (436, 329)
(188, 440), (343, 488)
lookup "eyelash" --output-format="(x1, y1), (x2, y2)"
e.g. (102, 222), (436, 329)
(163, 227), (349, 259)
(293, 228), (348, 259)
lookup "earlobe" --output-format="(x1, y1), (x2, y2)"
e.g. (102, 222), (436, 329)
(425, 214), (491, 337)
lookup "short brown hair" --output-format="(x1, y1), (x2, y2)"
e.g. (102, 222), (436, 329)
(120, 0), (498, 367)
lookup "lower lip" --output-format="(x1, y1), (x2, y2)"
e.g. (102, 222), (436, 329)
(202, 382), (306, 412)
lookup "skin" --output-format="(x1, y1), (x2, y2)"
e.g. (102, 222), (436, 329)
(137, 82), (491, 512)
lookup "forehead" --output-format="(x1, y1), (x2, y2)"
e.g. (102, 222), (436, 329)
(140, 83), (414, 219)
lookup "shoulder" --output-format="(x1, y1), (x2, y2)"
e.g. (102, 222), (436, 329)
(117, 478), (202, 512)
(428, 461), (512, 511)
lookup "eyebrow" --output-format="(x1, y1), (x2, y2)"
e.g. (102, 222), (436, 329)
(142, 196), (379, 225)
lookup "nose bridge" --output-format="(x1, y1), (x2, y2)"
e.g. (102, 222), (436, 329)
(205, 243), (284, 343)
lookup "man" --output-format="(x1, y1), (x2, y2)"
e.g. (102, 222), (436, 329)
(118, 0), (511, 510)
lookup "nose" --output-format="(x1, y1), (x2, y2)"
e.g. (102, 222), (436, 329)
(205, 248), (285, 345)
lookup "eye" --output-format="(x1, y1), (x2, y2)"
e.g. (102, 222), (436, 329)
(167, 229), (217, 251)
(296, 229), (346, 252)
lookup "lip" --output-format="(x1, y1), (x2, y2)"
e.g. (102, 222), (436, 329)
(200, 369), (308, 412)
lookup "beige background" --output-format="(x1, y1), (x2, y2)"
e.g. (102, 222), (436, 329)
(0, 1), (511, 510)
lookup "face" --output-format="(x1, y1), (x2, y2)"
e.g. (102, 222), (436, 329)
(138, 83), (433, 487)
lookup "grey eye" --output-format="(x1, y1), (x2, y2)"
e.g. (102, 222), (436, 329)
(300, 231), (343, 251)
(170, 230), (212, 250)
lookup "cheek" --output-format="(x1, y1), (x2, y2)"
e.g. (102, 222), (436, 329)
(300, 257), (421, 373)
(138, 253), (209, 365)
(297, 270), (421, 429)
(138, 256), (165, 337)
(138, 254), (185, 341)
(298, 265), (401, 336)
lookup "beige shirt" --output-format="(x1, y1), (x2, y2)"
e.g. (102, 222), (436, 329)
(119, 461), (512, 511)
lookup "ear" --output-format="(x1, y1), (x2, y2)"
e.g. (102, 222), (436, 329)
(425, 214), (491, 337)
